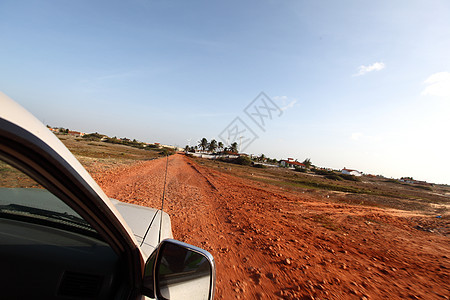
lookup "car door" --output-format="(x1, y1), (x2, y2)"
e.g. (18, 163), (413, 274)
(0, 92), (145, 299)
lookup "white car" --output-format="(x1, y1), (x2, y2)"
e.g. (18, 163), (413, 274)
(0, 92), (215, 299)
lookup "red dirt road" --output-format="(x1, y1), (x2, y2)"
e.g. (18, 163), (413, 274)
(93, 154), (449, 299)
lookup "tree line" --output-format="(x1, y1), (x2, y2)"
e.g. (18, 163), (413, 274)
(184, 138), (309, 167)
(184, 138), (238, 153)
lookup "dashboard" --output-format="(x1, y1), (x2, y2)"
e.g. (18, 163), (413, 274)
(0, 217), (120, 299)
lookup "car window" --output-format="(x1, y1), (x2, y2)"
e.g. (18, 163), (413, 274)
(0, 158), (97, 237)
(0, 158), (121, 299)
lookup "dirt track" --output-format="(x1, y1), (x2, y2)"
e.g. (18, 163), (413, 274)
(93, 154), (449, 299)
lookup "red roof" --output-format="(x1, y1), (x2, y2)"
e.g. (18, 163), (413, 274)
(68, 130), (83, 135)
(282, 160), (305, 167)
(223, 150), (238, 155)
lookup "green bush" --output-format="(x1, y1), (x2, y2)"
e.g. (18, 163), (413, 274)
(314, 169), (333, 176)
(217, 157), (231, 163)
(104, 137), (122, 144)
(339, 174), (361, 182)
(235, 156), (252, 166)
(253, 163), (266, 168)
(412, 185), (432, 191)
(294, 167), (306, 173)
(82, 133), (104, 141)
(146, 144), (160, 149)
(159, 147), (176, 156)
(325, 174), (343, 181)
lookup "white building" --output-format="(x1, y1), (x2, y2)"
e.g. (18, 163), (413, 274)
(280, 158), (306, 169)
(342, 168), (362, 176)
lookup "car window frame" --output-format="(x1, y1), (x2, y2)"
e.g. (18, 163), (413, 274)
(0, 117), (145, 298)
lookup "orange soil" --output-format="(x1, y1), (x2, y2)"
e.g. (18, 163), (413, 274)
(93, 154), (449, 300)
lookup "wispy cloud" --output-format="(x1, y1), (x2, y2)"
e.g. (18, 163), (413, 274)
(273, 96), (298, 111)
(354, 62), (385, 76)
(421, 71), (450, 98)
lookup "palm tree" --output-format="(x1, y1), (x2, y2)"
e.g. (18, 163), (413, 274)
(302, 158), (312, 169)
(208, 139), (218, 153)
(218, 141), (224, 153)
(230, 142), (238, 153)
(258, 153), (266, 162)
(184, 145), (190, 152)
(198, 138), (208, 152)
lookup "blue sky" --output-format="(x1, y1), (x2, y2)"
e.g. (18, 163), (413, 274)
(1, 0), (449, 184)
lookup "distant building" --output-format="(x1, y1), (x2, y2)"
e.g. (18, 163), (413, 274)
(280, 158), (306, 169)
(342, 168), (362, 177)
(399, 177), (415, 184)
(48, 127), (85, 137)
(161, 144), (182, 151)
(68, 131), (85, 137)
(223, 150), (238, 155)
(399, 177), (430, 185)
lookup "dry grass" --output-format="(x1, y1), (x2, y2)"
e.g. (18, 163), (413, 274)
(192, 156), (450, 216)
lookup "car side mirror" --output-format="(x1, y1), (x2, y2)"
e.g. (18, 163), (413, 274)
(142, 239), (215, 300)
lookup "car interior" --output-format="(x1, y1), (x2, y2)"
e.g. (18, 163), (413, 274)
(0, 158), (124, 299)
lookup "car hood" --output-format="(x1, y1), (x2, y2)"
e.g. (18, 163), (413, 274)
(110, 199), (172, 257)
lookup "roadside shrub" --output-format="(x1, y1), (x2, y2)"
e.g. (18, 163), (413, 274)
(384, 178), (401, 184)
(339, 174), (361, 182)
(294, 166), (306, 173)
(412, 185), (433, 191)
(314, 169), (333, 176)
(82, 133), (104, 141)
(217, 157), (232, 163)
(159, 147), (176, 156)
(325, 174), (343, 181)
(235, 156), (252, 166)
(104, 137), (122, 144)
(253, 163), (266, 169)
(146, 144), (160, 149)
(217, 156), (253, 166)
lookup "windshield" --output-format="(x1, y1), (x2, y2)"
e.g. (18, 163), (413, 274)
(0, 159), (97, 236)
